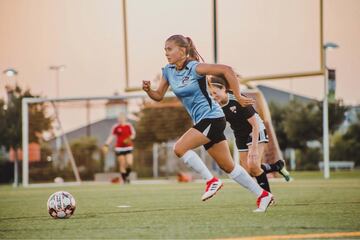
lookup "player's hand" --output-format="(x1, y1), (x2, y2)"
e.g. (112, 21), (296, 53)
(123, 137), (131, 145)
(142, 80), (151, 92)
(238, 95), (255, 107)
(102, 144), (109, 154)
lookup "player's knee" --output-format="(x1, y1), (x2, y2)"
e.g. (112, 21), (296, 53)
(220, 165), (233, 174)
(249, 164), (262, 176)
(218, 161), (234, 174)
(173, 143), (185, 158)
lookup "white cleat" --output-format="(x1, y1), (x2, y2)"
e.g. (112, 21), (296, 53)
(253, 191), (274, 212)
(201, 177), (223, 201)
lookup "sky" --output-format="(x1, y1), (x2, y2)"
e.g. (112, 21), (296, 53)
(0, 0), (359, 130)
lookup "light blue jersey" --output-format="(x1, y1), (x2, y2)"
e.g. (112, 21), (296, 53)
(162, 60), (224, 124)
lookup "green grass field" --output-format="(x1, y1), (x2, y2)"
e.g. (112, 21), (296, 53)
(1, 171), (360, 239)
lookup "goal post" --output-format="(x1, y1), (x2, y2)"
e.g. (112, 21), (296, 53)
(21, 93), (173, 187)
(21, 89), (285, 187)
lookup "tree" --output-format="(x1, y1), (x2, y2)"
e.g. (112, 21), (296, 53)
(268, 102), (290, 150)
(320, 100), (348, 134)
(282, 101), (322, 149)
(70, 137), (102, 180)
(135, 98), (193, 148)
(269, 100), (348, 170)
(269, 100), (348, 150)
(0, 100), (6, 144)
(0, 85), (53, 151)
(331, 121), (360, 166)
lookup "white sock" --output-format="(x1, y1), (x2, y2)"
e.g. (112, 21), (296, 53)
(180, 150), (213, 181)
(228, 164), (263, 197)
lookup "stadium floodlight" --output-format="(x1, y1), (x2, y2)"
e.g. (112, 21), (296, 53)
(322, 42), (339, 179)
(3, 68), (18, 77)
(324, 42), (339, 49)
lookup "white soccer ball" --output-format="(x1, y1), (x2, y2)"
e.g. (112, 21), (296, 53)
(47, 191), (76, 219)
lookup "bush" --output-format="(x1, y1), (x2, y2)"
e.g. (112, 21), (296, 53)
(70, 137), (102, 180)
(331, 122), (360, 166)
(295, 148), (322, 170)
(0, 161), (14, 183)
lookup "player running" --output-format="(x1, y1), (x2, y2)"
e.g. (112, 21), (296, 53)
(142, 34), (273, 212)
(209, 75), (291, 194)
(104, 113), (136, 184)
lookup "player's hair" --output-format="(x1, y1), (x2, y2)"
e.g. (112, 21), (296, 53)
(166, 35), (204, 62)
(209, 75), (230, 90)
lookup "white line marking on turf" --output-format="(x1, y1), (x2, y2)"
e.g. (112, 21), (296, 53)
(117, 205), (131, 208)
(217, 231), (360, 240)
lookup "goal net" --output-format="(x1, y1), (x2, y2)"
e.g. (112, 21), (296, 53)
(21, 89), (282, 187)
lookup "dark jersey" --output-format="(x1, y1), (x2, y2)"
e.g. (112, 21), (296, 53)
(221, 93), (256, 137)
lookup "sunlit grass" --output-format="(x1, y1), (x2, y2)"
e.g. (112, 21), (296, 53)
(0, 171), (359, 239)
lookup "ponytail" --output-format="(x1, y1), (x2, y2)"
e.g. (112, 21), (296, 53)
(186, 37), (204, 62)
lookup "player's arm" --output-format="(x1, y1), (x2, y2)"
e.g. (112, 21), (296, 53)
(104, 133), (114, 146)
(196, 63), (255, 106)
(142, 76), (169, 102)
(247, 114), (260, 163)
(129, 123), (136, 139)
(103, 129), (115, 153)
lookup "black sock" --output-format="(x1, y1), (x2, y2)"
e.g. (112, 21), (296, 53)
(121, 173), (127, 183)
(125, 167), (132, 178)
(261, 160), (284, 173)
(255, 171), (271, 192)
(261, 163), (271, 173)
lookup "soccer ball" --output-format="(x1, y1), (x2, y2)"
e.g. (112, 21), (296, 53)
(47, 191), (76, 219)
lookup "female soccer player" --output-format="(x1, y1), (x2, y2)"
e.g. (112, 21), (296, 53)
(142, 34), (273, 212)
(209, 75), (291, 193)
(104, 113), (136, 184)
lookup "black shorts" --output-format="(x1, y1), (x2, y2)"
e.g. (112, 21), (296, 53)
(115, 147), (133, 156)
(193, 117), (226, 150)
(235, 129), (269, 152)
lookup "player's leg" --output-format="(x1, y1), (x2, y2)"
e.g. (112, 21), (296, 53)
(173, 127), (214, 182)
(240, 143), (271, 192)
(124, 152), (133, 183)
(117, 154), (127, 183)
(207, 140), (273, 212)
(239, 151), (249, 173)
(237, 136), (250, 172)
(174, 127), (223, 201)
(247, 143), (271, 192)
(207, 141), (262, 195)
(261, 160), (291, 181)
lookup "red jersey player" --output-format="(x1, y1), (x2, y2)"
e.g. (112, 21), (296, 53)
(104, 113), (136, 183)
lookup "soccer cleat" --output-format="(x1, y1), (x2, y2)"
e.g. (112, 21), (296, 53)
(277, 160), (291, 182)
(253, 190), (273, 212)
(201, 177), (223, 201)
(269, 197), (276, 206)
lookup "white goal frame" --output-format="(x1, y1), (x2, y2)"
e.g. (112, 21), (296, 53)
(21, 92), (174, 187)
(21, 88), (283, 187)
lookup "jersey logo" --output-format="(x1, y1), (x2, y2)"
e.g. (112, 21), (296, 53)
(230, 106), (237, 113)
(179, 76), (190, 87)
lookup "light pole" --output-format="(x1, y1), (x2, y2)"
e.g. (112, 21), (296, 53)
(49, 65), (66, 163)
(49, 65), (66, 98)
(323, 42), (339, 179)
(3, 68), (18, 108)
(2, 68), (19, 186)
